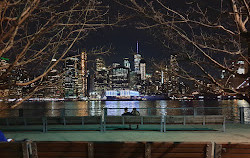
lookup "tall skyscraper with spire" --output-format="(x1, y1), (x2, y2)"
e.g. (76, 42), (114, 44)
(81, 52), (87, 97)
(134, 41), (141, 74)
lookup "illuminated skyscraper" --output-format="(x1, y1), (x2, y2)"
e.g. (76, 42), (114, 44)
(109, 66), (129, 89)
(64, 57), (79, 99)
(140, 59), (146, 80)
(134, 41), (141, 74)
(95, 57), (105, 71)
(94, 57), (108, 96)
(81, 52), (87, 97)
(123, 58), (130, 70)
(168, 55), (179, 95)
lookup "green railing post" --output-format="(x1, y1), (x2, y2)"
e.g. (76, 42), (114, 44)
(147, 108), (151, 116)
(193, 107), (197, 116)
(60, 108), (65, 117)
(240, 107), (245, 124)
(102, 108), (107, 132)
(19, 108), (23, 117)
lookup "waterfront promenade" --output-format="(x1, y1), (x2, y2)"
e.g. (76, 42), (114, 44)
(4, 123), (250, 142)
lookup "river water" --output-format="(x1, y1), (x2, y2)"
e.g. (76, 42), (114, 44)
(0, 100), (249, 120)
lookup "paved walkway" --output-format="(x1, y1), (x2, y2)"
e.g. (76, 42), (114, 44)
(3, 123), (250, 142)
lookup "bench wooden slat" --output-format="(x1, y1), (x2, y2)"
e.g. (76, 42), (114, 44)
(151, 153), (204, 158)
(94, 142), (144, 148)
(37, 146), (88, 152)
(0, 143), (22, 151)
(94, 153), (145, 158)
(151, 142), (208, 148)
(36, 141), (88, 147)
(36, 142), (89, 158)
(222, 148), (250, 154)
(220, 154), (250, 158)
(151, 148), (205, 153)
(215, 143), (250, 158)
(37, 152), (88, 157)
(0, 143), (24, 158)
(95, 148), (145, 153)
(94, 142), (145, 158)
(39, 157), (86, 158)
(221, 144), (250, 149)
(0, 152), (23, 158)
(37, 142), (88, 152)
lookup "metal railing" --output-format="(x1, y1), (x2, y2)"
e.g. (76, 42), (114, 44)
(0, 107), (249, 124)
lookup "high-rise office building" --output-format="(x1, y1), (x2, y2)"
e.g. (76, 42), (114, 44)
(134, 41), (141, 74)
(94, 57), (109, 96)
(109, 66), (129, 89)
(95, 57), (105, 71)
(81, 52), (87, 97)
(140, 59), (146, 80)
(124, 58), (131, 70)
(168, 55), (179, 95)
(45, 58), (63, 98)
(64, 57), (81, 99)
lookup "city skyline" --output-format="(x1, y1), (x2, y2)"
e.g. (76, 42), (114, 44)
(0, 0), (248, 105)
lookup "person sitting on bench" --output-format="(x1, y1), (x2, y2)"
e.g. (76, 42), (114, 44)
(131, 108), (140, 116)
(122, 107), (133, 116)
(122, 107), (133, 129)
(131, 108), (140, 129)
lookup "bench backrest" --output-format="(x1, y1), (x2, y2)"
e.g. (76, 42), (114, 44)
(105, 116), (163, 124)
(105, 115), (224, 125)
(0, 117), (44, 126)
(94, 142), (145, 158)
(0, 142), (27, 158)
(34, 141), (89, 158)
(215, 143), (250, 158)
(150, 142), (212, 158)
(32, 141), (212, 158)
(166, 115), (224, 124)
(46, 116), (102, 125)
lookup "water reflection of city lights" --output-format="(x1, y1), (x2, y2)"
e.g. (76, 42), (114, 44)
(159, 100), (167, 117)
(76, 101), (88, 116)
(105, 101), (140, 116)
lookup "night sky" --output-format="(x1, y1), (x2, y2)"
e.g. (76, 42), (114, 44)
(82, 26), (171, 68)
(71, 0), (229, 77)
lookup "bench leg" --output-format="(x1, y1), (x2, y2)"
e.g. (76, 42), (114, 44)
(100, 121), (103, 132)
(42, 118), (45, 133)
(164, 116), (166, 132)
(160, 122), (163, 132)
(223, 117), (226, 132)
(22, 142), (29, 158)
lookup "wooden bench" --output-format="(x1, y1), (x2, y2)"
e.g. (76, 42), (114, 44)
(103, 116), (164, 132)
(32, 141), (89, 158)
(0, 116), (103, 132)
(94, 142), (145, 158)
(103, 115), (225, 132)
(30, 141), (212, 158)
(150, 142), (212, 158)
(0, 142), (29, 158)
(0, 117), (44, 126)
(0, 117), (46, 132)
(0, 115), (225, 132)
(44, 116), (103, 132)
(215, 143), (250, 158)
